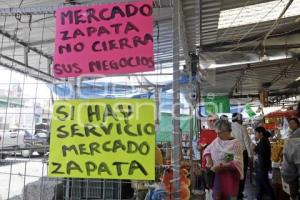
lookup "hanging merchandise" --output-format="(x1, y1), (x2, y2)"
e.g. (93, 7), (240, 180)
(161, 168), (191, 200)
(245, 103), (256, 118)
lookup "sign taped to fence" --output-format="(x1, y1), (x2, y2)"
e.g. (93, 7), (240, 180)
(48, 99), (155, 180)
(53, 0), (154, 78)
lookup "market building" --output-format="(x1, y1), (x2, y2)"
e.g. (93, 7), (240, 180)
(0, 0), (299, 200)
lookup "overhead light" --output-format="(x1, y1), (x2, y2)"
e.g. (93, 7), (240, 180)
(261, 54), (269, 62)
(296, 76), (300, 81)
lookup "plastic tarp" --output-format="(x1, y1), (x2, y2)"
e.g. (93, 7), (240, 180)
(156, 112), (196, 142)
(198, 105), (244, 117)
(49, 78), (192, 114)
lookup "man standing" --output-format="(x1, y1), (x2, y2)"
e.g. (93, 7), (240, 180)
(198, 114), (219, 198)
(282, 116), (300, 200)
(199, 114), (219, 163)
(231, 113), (253, 200)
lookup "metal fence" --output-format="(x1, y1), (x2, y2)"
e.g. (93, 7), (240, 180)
(0, 0), (200, 200)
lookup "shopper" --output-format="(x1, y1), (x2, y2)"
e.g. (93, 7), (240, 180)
(282, 117), (300, 200)
(254, 127), (276, 200)
(204, 119), (244, 200)
(220, 114), (229, 121)
(199, 114), (219, 166)
(231, 113), (253, 200)
(198, 114), (219, 198)
(288, 118), (300, 136)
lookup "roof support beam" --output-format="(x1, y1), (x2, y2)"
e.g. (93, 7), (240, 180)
(0, 61), (51, 83)
(0, 38), (54, 52)
(270, 63), (295, 86)
(24, 47), (29, 66)
(204, 44), (300, 52)
(215, 57), (298, 75)
(0, 53), (57, 82)
(201, 30), (300, 51)
(0, 29), (52, 60)
(231, 89), (300, 99)
(229, 65), (250, 97)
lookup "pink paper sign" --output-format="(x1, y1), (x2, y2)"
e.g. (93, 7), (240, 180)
(53, 0), (154, 78)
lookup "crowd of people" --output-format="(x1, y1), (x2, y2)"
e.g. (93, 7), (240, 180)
(199, 110), (300, 200)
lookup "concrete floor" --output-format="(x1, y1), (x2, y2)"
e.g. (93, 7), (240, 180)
(191, 172), (291, 200)
(244, 178), (257, 200)
(242, 173), (290, 200)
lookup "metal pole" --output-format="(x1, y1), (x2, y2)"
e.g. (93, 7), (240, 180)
(172, 0), (181, 199)
(155, 87), (160, 132)
(64, 78), (77, 200)
(24, 47), (28, 66)
(47, 59), (55, 104)
(189, 102), (194, 188)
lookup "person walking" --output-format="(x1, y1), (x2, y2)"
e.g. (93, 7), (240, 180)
(204, 119), (244, 200)
(198, 114), (219, 198)
(231, 113), (253, 200)
(254, 127), (276, 200)
(282, 117), (300, 200)
(199, 114), (219, 167)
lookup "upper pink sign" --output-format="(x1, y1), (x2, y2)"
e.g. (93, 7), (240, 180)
(53, 0), (154, 78)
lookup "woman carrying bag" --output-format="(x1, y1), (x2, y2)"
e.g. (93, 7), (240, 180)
(203, 119), (244, 200)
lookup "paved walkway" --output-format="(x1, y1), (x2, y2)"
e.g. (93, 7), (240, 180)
(243, 173), (290, 200)
(191, 172), (291, 200)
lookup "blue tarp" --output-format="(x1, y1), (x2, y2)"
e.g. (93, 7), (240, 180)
(49, 82), (178, 112)
(49, 82), (244, 115)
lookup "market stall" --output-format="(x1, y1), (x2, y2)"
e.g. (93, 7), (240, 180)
(263, 109), (298, 199)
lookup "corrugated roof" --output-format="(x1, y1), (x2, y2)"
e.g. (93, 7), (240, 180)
(201, 0), (300, 46)
(202, 57), (300, 98)
(198, 0), (300, 102)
